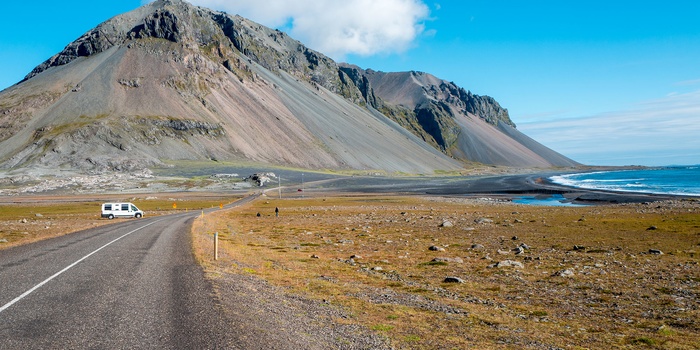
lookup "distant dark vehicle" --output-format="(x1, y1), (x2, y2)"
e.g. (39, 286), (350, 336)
(101, 202), (144, 219)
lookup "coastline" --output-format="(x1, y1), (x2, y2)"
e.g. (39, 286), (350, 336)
(0, 165), (694, 205)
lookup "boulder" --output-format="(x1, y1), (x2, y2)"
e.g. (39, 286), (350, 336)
(490, 260), (524, 269)
(440, 220), (454, 228)
(432, 257), (464, 264)
(552, 269), (575, 277)
(443, 276), (465, 283)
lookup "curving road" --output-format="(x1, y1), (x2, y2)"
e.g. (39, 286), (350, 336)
(0, 200), (252, 349)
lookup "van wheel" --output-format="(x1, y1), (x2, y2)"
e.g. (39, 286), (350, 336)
(108, 214), (114, 220)
(135, 213), (142, 218)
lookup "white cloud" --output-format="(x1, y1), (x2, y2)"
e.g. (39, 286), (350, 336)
(519, 90), (700, 166)
(182, 0), (430, 59)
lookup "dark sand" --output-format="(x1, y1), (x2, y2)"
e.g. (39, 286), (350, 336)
(310, 172), (687, 204)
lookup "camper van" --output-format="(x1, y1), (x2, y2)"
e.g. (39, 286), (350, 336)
(101, 202), (144, 219)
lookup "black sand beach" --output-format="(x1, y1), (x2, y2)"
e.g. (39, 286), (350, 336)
(313, 172), (687, 204)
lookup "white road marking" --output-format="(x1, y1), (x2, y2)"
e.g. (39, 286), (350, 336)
(0, 218), (166, 314)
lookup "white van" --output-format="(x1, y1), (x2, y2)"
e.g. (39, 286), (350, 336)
(101, 202), (144, 219)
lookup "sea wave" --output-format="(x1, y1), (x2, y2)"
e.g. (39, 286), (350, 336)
(550, 168), (700, 197)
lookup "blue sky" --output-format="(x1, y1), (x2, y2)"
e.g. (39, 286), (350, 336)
(1, 0), (699, 166)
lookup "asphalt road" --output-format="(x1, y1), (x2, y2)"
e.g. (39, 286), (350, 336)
(0, 209), (238, 349)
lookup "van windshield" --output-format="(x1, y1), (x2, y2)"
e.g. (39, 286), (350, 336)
(131, 205), (139, 211)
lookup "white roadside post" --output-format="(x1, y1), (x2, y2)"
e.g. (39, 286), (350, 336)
(214, 232), (219, 260)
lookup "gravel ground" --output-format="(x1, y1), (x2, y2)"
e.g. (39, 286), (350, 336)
(210, 265), (392, 349)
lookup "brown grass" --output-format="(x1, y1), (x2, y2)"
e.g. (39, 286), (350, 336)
(0, 194), (242, 249)
(193, 194), (700, 349)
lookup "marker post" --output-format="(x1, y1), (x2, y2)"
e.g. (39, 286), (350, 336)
(214, 232), (219, 260)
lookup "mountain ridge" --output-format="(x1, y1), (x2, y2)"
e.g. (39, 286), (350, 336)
(0, 0), (579, 175)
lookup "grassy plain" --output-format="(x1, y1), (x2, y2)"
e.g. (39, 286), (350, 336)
(0, 194), (240, 249)
(3, 190), (699, 349)
(193, 194), (700, 349)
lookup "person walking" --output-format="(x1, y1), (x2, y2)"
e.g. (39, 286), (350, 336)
(275, 207), (279, 217)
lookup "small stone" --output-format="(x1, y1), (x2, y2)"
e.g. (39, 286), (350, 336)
(443, 276), (465, 283)
(497, 249), (510, 255)
(429, 245), (445, 252)
(432, 257), (464, 264)
(573, 245), (586, 251)
(440, 220), (454, 228)
(491, 260), (524, 269)
(311, 254), (320, 259)
(552, 269), (575, 277)
(0, 239), (8, 243)
(519, 243), (531, 250)
(511, 236), (518, 240)
(648, 249), (663, 255)
(20, 218), (28, 224)
(647, 226), (658, 231)
(513, 246), (525, 254)
(471, 244), (485, 250)
(475, 217), (493, 224)
(35, 213), (43, 217)
(350, 254), (362, 259)
(372, 266), (383, 271)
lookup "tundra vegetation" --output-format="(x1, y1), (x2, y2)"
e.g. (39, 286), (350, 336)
(193, 194), (700, 349)
(2, 193), (698, 348)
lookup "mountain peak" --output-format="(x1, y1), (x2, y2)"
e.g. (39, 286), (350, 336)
(1, 1), (578, 174)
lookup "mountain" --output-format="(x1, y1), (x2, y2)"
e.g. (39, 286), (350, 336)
(0, 0), (578, 175)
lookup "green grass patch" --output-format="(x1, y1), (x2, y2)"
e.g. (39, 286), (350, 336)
(371, 324), (394, 332)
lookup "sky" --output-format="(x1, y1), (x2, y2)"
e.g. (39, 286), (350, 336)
(1, 0), (699, 166)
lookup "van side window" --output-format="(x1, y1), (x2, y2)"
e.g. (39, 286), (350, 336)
(104, 204), (112, 211)
(122, 204), (129, 211)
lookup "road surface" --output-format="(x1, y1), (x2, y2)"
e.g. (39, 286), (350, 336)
(0, 202), (249, 349)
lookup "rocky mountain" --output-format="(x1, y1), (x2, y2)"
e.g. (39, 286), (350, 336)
(0, 0), (578, 175)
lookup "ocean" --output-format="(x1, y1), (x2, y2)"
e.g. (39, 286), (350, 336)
(550, 166), (700, 197)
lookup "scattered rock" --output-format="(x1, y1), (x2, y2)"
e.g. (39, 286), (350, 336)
(35, 213), (44, 217)
(432, 257), (464, 264)
(0, 239), (7, 243)
(519, 243), (531, 250)
(20, 218), (27, 224)
(372, 266), (383, 271)
(350, 254), (362, 259)
(443, 276), (465, 283)
(513, 246), (525, 255)
(311, 254), (320, 259)
(552, 269), (575, 277)
(429, 245), (445, 252)
(511, 236), (518, 240)
(647, 226), (658, 231)
(440, 220), (454, 228)
(338, 239), (354, 244)
(648, 249), (663, 255)
(475, 217), (493, 224)
(490, 260), (524, 269)
(573, 245), (586, 251)
(471, 244), (485, 250)
(497, 249), (510, 255)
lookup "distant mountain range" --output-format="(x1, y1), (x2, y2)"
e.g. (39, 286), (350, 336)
(0, 0), (579, 174)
